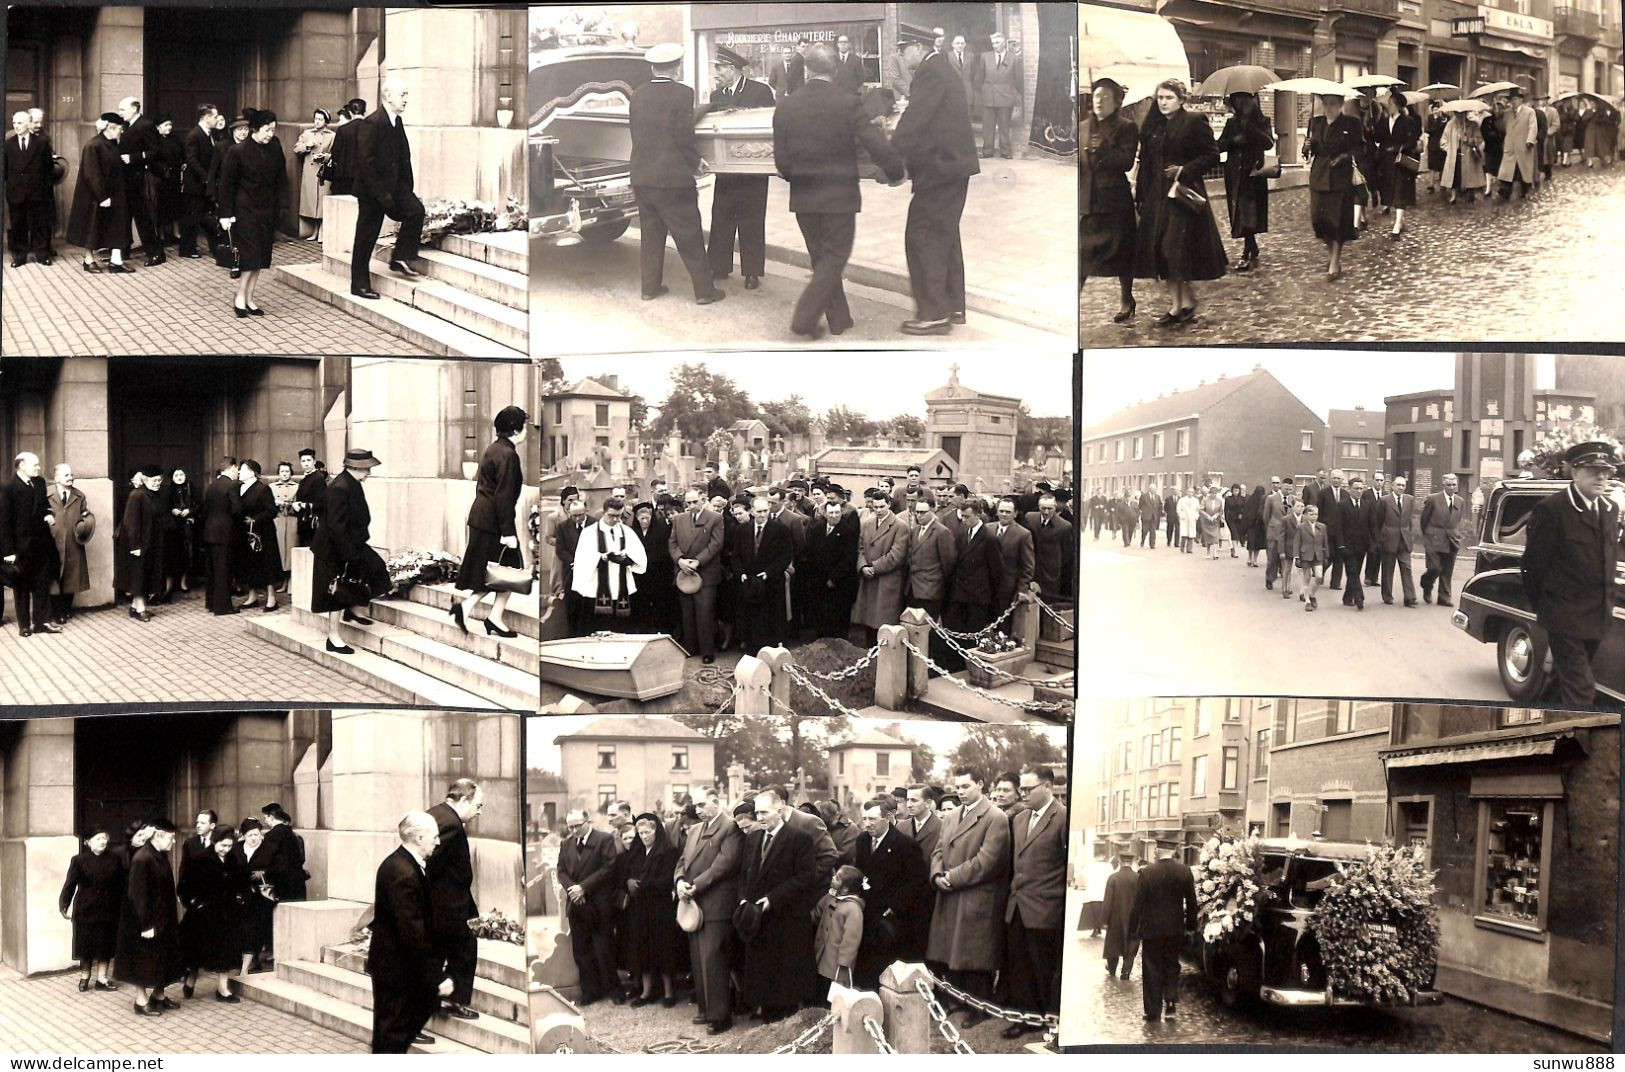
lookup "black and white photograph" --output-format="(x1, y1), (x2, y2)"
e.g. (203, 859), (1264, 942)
(533, 2), (1078, 352)
(1078, 349), (1624, 711)
(0, 708), (527, 1055)
(0, 356), (540, 711)
(2, 5), (528, 360)
(1080, 0), (1625, 345)
(1063, 697), (1618, 1052)
(527, 353), (1075, 722)
(525, 713), (1069, 1053)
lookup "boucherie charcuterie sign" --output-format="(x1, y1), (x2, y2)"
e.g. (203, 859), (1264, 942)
(717, 29), (842, 46)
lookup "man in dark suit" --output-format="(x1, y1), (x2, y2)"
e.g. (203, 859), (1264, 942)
(200, 456), (243, 615)
(1003, 767), (1067, 1035)
(1129, 845), (1197, 1022)
(427, 780), (483, 1021)
(326, 98), (367, 196)
(991, 498), (1036, 610)
(1022, 494), (1074, 603)
(351, 79), (426, 299)
(702, 464), (732, 503)
(739, 789), (821, 1022)
(1419, 472), (1465, 607)
(179, 104), (220, 258)
(1319, 471), (1346, 587)
(728, 498), (794, 654)
(675, 788), (743, 1035)
(773, 42), (905, 339)
(631, 44), (724, 305)
(853, 796), (930, 982)
(293, 449), (327, 547)
(767, 41), (805, 101)
(804, 499), (860, 639)
(553, 500), (590, 635)
(945, 35), (978, 107)
(5, 110), (56, 266)
(1520, 442), (1622, 707)
(368, 812), (453, 1052)
(669, 490), (726, 663)
(117, 97), (164, 265)
(1335, 475), (1373, 610)
(0, 451), (62, 637)
(556, 809), (622, 1006)
(831, 35), (866, 94)
(766, 488), (809, 630)
(901, 785), (943, 867)
(1374, 475), (1418, 606)
(891, 38), (980, 334)
(1101, 854), (1140, 979)
(944, 501), (1005, 663)
(1359, 480), (1382, 587)
(700, 47), (775, 290)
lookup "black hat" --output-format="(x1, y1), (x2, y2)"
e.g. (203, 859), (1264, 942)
(898, 25), (934, 47)
(732, 801), (754, 819)
(732, 898), (764, 943)
(632, 500), (654, 514)
(138, 464), (163, 479)
(342, 448), (381, 470)
(1565, 441), (1619, 470)
(714, 45), (749, 69)
(99, 112), (126, 127)
(154, 113), (173, 126)
(1090, 77), (1127, 100)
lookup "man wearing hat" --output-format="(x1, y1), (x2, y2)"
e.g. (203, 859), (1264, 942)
(1497, 86), (1538, 203)
(891, 33), (979, 335)
(5, 110), (57, 267)
(630, 43), (726, 306)
(701, 46), (775, 291)
(117, 97), (165, 266)
(47, 462), (92, 625)
(1520, 441), (1622, 707)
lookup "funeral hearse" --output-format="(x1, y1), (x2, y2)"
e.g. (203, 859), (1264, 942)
(1451, 478), (1625, 705)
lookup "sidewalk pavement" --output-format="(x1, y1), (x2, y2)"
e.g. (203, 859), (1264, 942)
(683, 157), (1077, 337)
(1, 238), (430, 357)
(0, 970), (365, 1054)
(0, 591), (393, 708)
(1434, 963), (1614, 1048)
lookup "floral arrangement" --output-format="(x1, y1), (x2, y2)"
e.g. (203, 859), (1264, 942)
(386, 548), (462, 593)
(1527, 422), (1621, 478)
(420, 196), (530, 244)
(1195, 833), (1273, 944)
(1308, 843), (1440, 1004)
(347, 921), (372, 953)
(467, 908), (526, 945)
(974, 631), (1022, 655)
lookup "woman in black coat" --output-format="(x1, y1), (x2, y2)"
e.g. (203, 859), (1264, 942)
(233, 820), (276, 970)
(116, 466), (163, 621)
(1132, 78), (1227, 327)
(113, 821), (183, 1015)
(1242, 484), (1268, 565)
(233, 460), (282, 612)
(158, 468), (198, 600)
(622, 814), (682, 1006)
(216, 108), (287, 317)
(153, 116), (185, 245)
(59, 828), (124, 992)
(1306, 93), (1365, 280)
(1080, 77), (1140, 323)
(1217, 92), (1274, 273)
(1376, 91), (1421, 239)
(310, 449), (390, 654)
(178, 828), (249, 1002)
(1424, 101), (1449, 190)
(1223, 484), (1245, 559)
(454, 405), (530, 638)
(65, 113), (134, 272)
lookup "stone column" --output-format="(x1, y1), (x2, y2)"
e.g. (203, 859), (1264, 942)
(878, 962), (934, 1054)
(325, 709), (430, 905)
(347, 358), (458, 556)
(0, 720), (77, 974)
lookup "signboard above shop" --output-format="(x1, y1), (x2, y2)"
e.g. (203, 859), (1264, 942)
(1451, 16), (1486, 36)
(1478, 5), (1554, 41)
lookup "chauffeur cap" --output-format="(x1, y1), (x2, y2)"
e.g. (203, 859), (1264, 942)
(646, 42), (684, 66)
(1565, 441), (1619, 471)
(714, 45), (749, 69)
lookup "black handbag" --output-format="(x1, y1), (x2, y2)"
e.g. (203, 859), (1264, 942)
(1397, 153), (1421, 174)
(215, 223), (241, 278)
(327, 564), (375, 608)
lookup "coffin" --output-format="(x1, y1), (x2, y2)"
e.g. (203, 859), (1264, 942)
(695, 92), (900, 177)
(536, 632), (689, 700)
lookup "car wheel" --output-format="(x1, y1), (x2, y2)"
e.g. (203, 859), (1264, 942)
(1219, 955), (1259, 1010)
(580, 219), (630, 243)
(1498, 622), (1550, 702)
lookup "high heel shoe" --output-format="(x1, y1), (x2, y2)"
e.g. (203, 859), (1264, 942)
(233, 302), (249, 319)
(1111, 298), (1136, 323)
(484, 618), (518, 639)
(450, 604), (468, 635)
(1153, 311), (1180, 328)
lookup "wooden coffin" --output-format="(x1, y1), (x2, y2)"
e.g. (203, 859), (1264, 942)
(695, 93), (900, 177)
(536, 633), (689, 700)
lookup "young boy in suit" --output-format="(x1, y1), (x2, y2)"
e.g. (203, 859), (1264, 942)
(1295, 505), (1328, 612)
(1279, 501), (1303, 601)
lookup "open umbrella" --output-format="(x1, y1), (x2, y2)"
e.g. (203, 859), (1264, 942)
(1262, 77), (1358, 97)
(1347, 74), (1404, 89)
(1470, 81), (1520, 99)
(1440, 98), (1491, 114)
(1419, 82), (1459, 93)
(1401, 90), (1432, 107)
(1195, 64), (1279, 98)
(1553, 91), (1620, 118)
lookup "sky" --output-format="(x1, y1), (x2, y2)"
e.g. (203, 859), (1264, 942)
(557, 354), (1077, 419)
(525, 716), (1068, 776)
(1081, 350), (1559, 428)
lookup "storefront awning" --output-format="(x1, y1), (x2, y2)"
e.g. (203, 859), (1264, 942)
(1081, 3), (1192, 105)
(1385, 737), (1558, 769)
(1479, 35), (1548, 59)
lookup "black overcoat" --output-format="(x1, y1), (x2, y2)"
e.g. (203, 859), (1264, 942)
(1132, 108), (1227, 281)
(1522, 486), (1622, 642)
(1218, 111), (1273, 238)
(65, 135), (130, 251)
(739, 823), (821, 1011)
(113, 843), (182, 989)
(217, 137), (287, 270)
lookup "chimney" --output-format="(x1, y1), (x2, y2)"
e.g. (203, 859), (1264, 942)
(601, 375), (619, 390)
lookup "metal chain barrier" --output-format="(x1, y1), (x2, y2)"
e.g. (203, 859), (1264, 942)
(770, 1011), (836, 1054)
(581, 1031), (625, 1055)
(794, 643), (882, 681)
(862, 1015), (898, 1054)
(781, 661), (870, 718)
(914, 977), (976, 1054)
(646, 1038), (720, 1054)
(924, 616), (1075, 688)
(900, 636), (1074, 716)
(1032, 594), (1075, 633)
(927, 595), (1022, 640)
(925, 970), (1061, 1034)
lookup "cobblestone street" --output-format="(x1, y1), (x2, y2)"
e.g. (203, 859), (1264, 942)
(1, 237), (428, 356)
(0, 591), (392, 708)
(1082, 164), (1625, 346)
(0, 970), (364, 1054)
(1062, 933), (1605, 1051)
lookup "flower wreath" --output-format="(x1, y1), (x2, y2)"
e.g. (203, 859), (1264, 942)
(1307, 842), (1440, 1003)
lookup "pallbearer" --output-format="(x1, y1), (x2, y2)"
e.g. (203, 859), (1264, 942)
(701, 46), (774, 291)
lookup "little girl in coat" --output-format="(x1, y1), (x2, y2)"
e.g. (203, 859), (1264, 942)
(814, 865), (866, 990)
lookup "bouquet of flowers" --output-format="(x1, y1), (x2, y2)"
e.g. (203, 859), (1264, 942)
(1308, 842), (1440, 1004)
(1195, 833), (1272, 945)
(386, 548), (462, 593)
(467, 908), (525, 945)
(1527, 423), (1622, 479)
(347, 921), (372, 954)
(420, 196), (530, 244)
(974, 630), (1021, 655)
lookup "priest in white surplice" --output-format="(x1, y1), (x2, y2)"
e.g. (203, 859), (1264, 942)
(569, 496), (647, 635)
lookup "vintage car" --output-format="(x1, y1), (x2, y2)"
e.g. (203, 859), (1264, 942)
(1192, 839), (1442, 1009)
(1451, 478), (1624, 704)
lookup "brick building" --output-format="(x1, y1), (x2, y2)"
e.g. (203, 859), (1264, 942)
(553, 716), (715, 817)
(1262, 699), (1393, 842)
(1081, 366), (1325, 499)
(923, 366), (1020, 492)
(828, 727), (914, 810)
(541, 376), (634, 477)
(1555, 353), (1625, 431)
(1326, 406), (1386, 487)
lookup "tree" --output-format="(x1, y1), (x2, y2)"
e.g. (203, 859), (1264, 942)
(900, 734), (936, 782)
(759, 395), (813, 438)
(1015, 403), (1073, 465)
(883, 413), (925, 442)
(947, 725), (1065, 783)
(650, 364), (757, 443)
(671, 714), (850, 797)
(823, 404), (878, 445)
(588, 371), (649, 432)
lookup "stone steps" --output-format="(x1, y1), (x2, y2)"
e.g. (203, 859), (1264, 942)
(406, 248), (525, 311)
(367, 596), (540, 676)
(270, 960), (529, 1053)
(1035, 638), (1075, 671)
(439, 230), (527, 274)
(322, 251), (527, 352)
(246, 612), (501, 709)
(236, 971), (483, 1055)
(405, 582), (542, 642)
(910, 670), (1074, 724)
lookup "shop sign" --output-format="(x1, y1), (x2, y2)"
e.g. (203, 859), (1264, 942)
(1477, 6), (1554, 42)
(1451, 16), (1486, 36)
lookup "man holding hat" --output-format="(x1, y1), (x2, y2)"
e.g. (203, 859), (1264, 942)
(631, 43), (726, 306)
(700, 45), (775, 291)
(116, 97), (164, 266)
(1520, 441), (1622, 707)
(47, 462), (93, 626)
